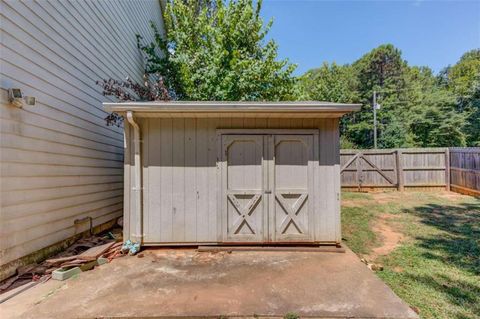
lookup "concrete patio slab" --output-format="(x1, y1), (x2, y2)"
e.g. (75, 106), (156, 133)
(0, 247), (418, 319)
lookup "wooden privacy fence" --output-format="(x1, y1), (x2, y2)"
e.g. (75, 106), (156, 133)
(340, 147), (480, 196)
(449, 148), (480, 196)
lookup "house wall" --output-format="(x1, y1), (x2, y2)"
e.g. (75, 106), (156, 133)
(124, 117), (341, 244)
(0, 0), (164, 272)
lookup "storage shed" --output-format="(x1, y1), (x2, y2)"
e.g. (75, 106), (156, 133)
(104, 101), (360, 246)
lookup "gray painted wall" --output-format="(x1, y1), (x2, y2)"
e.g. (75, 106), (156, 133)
(124, 117), (342, 244)
(0, 0), (164, 268)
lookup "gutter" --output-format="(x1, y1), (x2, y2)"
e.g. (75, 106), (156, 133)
(126, 111), (143, 243)
(104, 101), (362, 114)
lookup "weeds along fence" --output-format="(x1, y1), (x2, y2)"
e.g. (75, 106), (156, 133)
(340, 147), (480, 196)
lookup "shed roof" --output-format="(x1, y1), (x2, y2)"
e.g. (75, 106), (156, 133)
(103, 101), (361, 118)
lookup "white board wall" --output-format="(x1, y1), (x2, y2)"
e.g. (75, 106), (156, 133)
(0, 0), (164, 267)
(125, 117), (341, 244)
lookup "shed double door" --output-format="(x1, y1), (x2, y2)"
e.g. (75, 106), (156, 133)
(220, 133), (316, 243)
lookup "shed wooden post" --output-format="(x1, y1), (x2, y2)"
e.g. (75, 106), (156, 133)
(396, 149), (404, 191)
(126, 112), (143, 243)
(445, 148), (451, 191)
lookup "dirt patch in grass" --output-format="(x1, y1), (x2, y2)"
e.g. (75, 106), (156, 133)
(369, 192), (404, 204)
(368, 214), (404, 261)
(342, 191), (480, 319)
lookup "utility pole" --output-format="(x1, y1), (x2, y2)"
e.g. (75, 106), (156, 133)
(373, 90), (377, 149)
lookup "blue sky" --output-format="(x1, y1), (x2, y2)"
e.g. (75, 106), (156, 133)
(261, 0), (480, 75)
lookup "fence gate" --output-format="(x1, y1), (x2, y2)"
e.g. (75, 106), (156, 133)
(340, 148), (453, 191)
(340, 150), (399, 190)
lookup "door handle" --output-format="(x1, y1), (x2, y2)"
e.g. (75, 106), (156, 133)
(264, 190), (272, 194)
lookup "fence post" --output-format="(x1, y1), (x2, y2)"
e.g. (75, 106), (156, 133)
(445, 148), (451, 191)
(356, 151), (362, 191)
(396, 149), (404, 191)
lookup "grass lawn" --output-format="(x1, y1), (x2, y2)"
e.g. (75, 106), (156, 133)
(341, 191), (480, 319)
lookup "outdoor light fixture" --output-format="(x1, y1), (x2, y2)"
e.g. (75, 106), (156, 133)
(7, 88), (36, 107)
(8, 88), (24, 108)
(24, 96), (36, 106)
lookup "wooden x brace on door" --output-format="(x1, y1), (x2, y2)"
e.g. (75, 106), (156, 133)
(275, 193), (308, 234)
(227, 194), (262, 234)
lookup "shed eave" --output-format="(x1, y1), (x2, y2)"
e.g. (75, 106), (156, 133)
(103, 101), (361, 118)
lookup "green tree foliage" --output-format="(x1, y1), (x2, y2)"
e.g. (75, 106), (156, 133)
(438, 49), (480, 146)
(349, 44), (409, 148)
(406, 88), (465, 147)
(297, 44), (476, 148)
(137, 0), (296, 101)
(297, 62), (358, 102)
(297, 62), (359, 147)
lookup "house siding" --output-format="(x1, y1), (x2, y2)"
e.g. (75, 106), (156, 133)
(0, 0), (164, 270)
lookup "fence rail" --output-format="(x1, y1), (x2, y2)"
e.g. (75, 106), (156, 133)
(340, 147), (480, 196)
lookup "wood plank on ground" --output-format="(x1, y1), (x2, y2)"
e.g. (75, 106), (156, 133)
(45, 256), (79, 266)
(78, 242), (115, 261)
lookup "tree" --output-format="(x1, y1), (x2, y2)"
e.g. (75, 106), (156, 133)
(296, 62), (357, 102)
(439, 49), (480, 146)
(347, 44), (409, 148)
(137, 0), (296, 101)
(297, 44), (472, 148)
(296, 62), (358, 148)
(96, 74), (171, 126)
(296, 45), (411, 148)
(353, 44), (407, 96)
(406, 88), (466, 147)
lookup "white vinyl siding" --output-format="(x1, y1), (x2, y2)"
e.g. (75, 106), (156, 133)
(0, 0), (164, 266)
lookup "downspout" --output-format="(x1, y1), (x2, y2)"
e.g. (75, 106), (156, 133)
(126, 111), (143, 243)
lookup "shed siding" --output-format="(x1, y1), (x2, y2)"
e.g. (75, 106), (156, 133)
(134, 118), (341, 244)
(0, 0), (164, 266)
